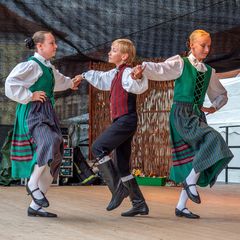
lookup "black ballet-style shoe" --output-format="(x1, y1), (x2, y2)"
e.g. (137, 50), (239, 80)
(27, 207), (57, 218)
(26, 183), (49, 208)
(182, 180), (201, 204)
(175, 208), (200, 219)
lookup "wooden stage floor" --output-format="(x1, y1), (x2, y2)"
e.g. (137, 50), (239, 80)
(0, 183), (240, 240)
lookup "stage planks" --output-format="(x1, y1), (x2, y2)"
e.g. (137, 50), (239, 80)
(0, 184), (240, 240)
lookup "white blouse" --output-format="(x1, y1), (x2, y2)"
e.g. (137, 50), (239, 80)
(5, 52), (72, 104)
(84, 67), (148, 94)
(142, 54), (228, 110)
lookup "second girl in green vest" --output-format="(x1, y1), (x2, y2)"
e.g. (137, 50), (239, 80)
(5, 31), (79, 218)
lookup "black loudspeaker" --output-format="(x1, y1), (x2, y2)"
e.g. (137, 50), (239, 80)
(73, 146), (101, 185)
(60, 146), (101, 186)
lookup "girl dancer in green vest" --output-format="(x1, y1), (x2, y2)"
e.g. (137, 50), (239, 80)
(5, 31), (79, 217)
(133, 29), (233, 219)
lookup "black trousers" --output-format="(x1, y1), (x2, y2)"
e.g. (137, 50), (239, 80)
(92, 112), (137, 177)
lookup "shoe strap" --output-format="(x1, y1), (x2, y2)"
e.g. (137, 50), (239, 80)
(40, 190), (46, 197)
(187, 184), (196, 187)
(180, 207), (188, 211)
(31, 187), (40, 194)
(180, 207), (192, 214)
(37, 207), (42, 211)
(184, 183), (196, 188)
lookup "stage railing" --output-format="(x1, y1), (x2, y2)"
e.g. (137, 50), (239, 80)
(219, 125), (240, 183)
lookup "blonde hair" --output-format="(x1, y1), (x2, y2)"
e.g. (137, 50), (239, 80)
(189, 29), (210, 44)
(112, 39), (136, 64)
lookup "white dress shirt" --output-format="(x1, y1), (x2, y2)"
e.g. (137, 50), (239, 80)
(142, 54), (228, 110)
(5, 52), (72, 104)
(84, 67), (148, 94)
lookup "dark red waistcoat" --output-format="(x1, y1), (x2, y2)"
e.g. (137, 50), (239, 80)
(110, 65), (136, 120)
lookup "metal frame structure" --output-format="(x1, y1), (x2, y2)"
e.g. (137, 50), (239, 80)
(219, 125), (240, 183)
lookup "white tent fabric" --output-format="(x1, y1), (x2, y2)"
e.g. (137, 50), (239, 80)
(206, 76), (240, 125)
(205, 76), (240, 183)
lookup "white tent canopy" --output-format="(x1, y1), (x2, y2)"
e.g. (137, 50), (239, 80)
(206, 76), (240, 125)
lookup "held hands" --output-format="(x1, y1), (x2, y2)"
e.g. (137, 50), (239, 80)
(131, 65), (146, 80)
(32, 91), (46, 103)
(71, 74), (83, 90)
(201, 106), (217, 115)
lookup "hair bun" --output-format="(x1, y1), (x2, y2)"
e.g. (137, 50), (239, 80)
(25, 37), (35, 49)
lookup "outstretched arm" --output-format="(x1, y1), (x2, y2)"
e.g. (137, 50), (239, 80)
(216, 69), (240, 79)
(74, 69), (116, 91)
(122, 68), (148, 94)
(53, 67), (72, 92)
(141, 55), (184, 81)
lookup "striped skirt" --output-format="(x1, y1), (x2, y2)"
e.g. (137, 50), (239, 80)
(11, 99), (63, 179)
(169, 102), (233, 187)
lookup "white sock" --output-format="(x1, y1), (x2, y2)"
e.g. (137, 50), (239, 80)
(186, 168), (200, 196)
(98, 156), (111, 164)
(121, 174), (134, 182)
(38, 166), (53, 194)
(30, 201), (45, 212)
(28, 164), (46, 200)
(176, 189), (190, 214)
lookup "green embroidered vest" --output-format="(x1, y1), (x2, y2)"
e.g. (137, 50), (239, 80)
(28, 56), (55, 104)
(173, 57), (212, 106)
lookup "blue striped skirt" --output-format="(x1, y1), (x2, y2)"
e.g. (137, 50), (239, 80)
(11, 99), (63, 179)
(169, 101), (233, 187)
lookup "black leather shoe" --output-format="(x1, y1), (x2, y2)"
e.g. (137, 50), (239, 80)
(175, 208), (200, 219)
(27, 207), (57, 218)
(121, 178), (149, 217)
(121, 200), (149, 217)
(26, 183), (49, 208)
(182, 180), (201, 204)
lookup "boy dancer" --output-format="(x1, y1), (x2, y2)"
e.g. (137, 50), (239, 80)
(75, 39), (149, 217)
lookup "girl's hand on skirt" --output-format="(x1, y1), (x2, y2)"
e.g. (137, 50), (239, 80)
(32, 91), (46, 103)
(201, 106), (216, 115)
